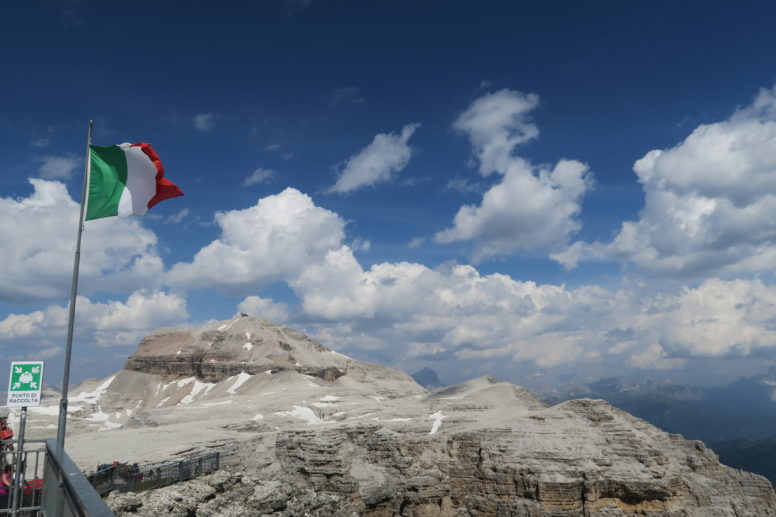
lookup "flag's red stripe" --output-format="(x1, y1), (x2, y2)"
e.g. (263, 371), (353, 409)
(131, 142), (184, 208)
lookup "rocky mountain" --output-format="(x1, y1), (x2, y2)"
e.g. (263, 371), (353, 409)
(411, 367), (444, 389)
(23, 316), (776, 515)
(536, 372), (776, 445)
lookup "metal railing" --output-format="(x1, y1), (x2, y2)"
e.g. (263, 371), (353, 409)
(87, 452), (219, 497)
(41, 439), (114, 517)
(0, 439), (216, 515)
(0, 438), (115, 516)
(0, 439), (46, 515)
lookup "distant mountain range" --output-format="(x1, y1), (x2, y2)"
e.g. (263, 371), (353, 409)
(410, 367), (444, 389)
(534, 368), (776, 485)
(713, 435), (776, 486)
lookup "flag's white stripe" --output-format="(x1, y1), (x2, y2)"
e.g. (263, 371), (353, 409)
(117, 144), (157, 217)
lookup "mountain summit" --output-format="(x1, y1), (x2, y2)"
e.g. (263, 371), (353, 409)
(411, 366), (444, 389)
(125, 316), (349, 381)
(39, 316), (775, 515)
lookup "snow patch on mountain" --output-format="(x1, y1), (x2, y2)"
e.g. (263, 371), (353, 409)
(70, 375), (115, 403)
(226, 372), (253, 394)
(429, 411), (447, 434)
(277, 406), (324, 425)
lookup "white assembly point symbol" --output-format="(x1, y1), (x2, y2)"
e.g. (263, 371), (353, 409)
(11, 367), (39, 390)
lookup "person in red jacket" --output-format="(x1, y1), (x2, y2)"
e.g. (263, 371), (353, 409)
(0, 418), (12, 440)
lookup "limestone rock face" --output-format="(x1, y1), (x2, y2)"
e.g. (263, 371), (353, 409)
(38, 316), (776, 516)
(124, 317), (349, 382)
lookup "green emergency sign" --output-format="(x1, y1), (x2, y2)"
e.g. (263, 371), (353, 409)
(6, 361), (44, 408)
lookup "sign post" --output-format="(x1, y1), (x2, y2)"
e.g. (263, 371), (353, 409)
(6, 361), (43, 514)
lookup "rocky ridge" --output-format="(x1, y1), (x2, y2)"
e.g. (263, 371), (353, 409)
(27, 316), (776, 515)
(123, 318), (350, 382)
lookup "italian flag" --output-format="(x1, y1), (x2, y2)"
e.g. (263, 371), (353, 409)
(86, 143), (184, 221)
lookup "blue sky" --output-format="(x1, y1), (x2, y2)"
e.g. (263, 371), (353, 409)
(4, 1), (776, 389)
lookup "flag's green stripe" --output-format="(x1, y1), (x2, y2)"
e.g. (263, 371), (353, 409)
(86, 145), (128, 221)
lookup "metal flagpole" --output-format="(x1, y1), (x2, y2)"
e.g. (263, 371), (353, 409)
(56, 120), (93, 450)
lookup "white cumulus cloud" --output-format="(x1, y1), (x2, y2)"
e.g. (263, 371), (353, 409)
(435, 158), (591, 261)
(153, 185), (776, 379)
(167, 188), (346, 293)
(300, 259), (776, 375)
(0, 290), (188, 349)
(328, 123), (420, 194)
(435, 89), (592, 261)
(555, 85), (776, 277)
(0, 179), (165, 301)
(453, 89), (540, 175)
(657, 278), (776, 358)
(237, 296), (289, 323)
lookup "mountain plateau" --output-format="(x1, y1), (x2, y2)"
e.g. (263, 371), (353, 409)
(19, 316), (776, 516)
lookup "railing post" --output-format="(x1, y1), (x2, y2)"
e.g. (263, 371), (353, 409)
(10, 407), (28, 515)
(41, 439), (114, 516)
(127, 466), (134, 493)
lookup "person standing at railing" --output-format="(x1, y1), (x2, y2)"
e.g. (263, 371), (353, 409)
(0, 464), (12, 509)
(0, 411), (13, 470)
(0, 411), (13, 455)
